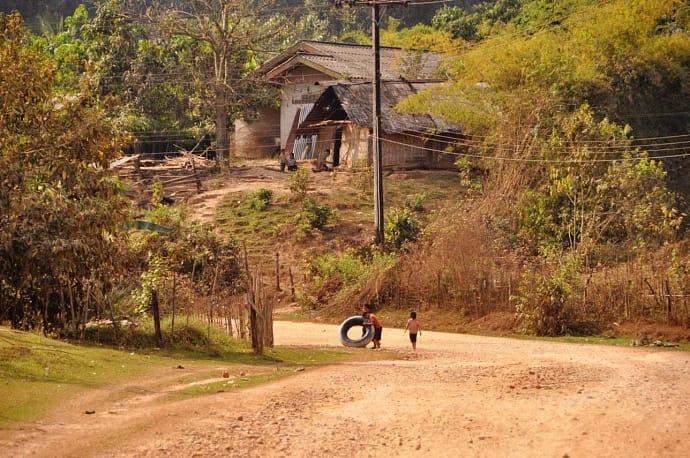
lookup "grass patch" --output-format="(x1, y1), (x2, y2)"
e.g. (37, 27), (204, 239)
(0, 322), (397, 425)
(385, 171), (462, 208)
(216, 191), (295, 240)
(521, 334), (690, 351)
(0, 326), (170, 424)
(164, 370), (291, 399)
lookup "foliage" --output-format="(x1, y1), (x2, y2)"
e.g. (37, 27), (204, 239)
(80, 315), (249, 352)
(79, 0), (205, 144)
(303, 247), (397, 307)
(410, 0), (688, 261)
(385, 208), (421, 250)
(0, 11), (131, 332)
(249, 188), (273, 211)
(381, 18), (461, 55)
(152, 0), (290, 166)
(297, 197), (334, 236)
(128, 203), (244, 305)
(515, 257), (578, 336)
(404, 193), (427, 212)
(29, 4), (90, 91)
(432, 0), (523, 41)
(131, 253), (168, 315)
(288, 167), (310, 202)
(519, 106), (682, 260)
(306, 250), (370, 291)
(426, 0), (690, 137)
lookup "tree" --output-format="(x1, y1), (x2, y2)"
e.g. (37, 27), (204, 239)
(395, 0), (690, 269)
(0, 11), (130, 332)
(128, 202), (244, 347)
(431, 0), (522, 41)
(519, 106), (682, 261)
(153, 0), (291, 167)
(76, 0), (213, 155)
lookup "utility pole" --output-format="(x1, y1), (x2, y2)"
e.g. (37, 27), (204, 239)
(372, 2), (384, 244)
(334, 0), (410, 245)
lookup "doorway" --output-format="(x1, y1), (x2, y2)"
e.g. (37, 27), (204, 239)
(333, 128), (342, 167)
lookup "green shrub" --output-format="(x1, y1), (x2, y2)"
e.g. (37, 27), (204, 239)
(81, 315), (247, 352)
(302, 248), (397, 306)
(516, 273), (573, 336)
(249, 188), (273, 211)
(288, 168), (309, 202)
(385, 208), (420, 249)
(306, 251), (370, 287)
(404, 193), (427, 212)
(298, 197), (333, 235)
(515, 258), (582, 336)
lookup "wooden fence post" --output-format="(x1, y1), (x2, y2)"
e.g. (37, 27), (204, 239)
(275, 253), (281, 291)
(289, 267), (295, 300)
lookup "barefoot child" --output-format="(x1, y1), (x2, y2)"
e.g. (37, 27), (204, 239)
(404, 311), (421, 350)
(363, 310), (382, 349)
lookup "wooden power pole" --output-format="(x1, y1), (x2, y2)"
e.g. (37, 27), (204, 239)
(372, 2), (384, 244)
(334, 0), (411, 245)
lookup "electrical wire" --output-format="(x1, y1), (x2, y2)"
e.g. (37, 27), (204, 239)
(377, 135), (690, 163)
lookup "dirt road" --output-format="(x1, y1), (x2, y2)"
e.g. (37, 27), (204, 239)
(3, 321), (689, 458)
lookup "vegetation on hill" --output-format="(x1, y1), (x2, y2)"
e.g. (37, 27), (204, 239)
(394, 0), (690, 334)
(1, 0), (689, 344)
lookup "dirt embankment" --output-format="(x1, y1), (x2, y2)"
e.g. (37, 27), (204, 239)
(2, 321), (689, 458)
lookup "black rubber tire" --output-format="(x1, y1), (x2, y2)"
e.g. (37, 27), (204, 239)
(339, 315), (375, 347)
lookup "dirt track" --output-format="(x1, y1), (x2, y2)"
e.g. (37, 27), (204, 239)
(2, 321), (690, 457)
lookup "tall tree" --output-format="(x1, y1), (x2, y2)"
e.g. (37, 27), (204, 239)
(0, 11), (130, 331)
(153, 0), (291, 167)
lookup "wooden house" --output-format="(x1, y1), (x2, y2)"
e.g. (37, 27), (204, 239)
(296, 80), (463, 169)
(233, 40), (452, 166)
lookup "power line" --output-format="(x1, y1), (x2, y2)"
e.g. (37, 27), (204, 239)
(378, 135), (690, 164)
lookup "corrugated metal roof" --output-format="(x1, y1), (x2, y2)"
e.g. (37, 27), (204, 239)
(298, 81), (462, 136)
(260, 40), (443, 81)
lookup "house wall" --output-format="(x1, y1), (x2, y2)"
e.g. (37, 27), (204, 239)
(233, 107), (281, 158)
(426, 139), (459, 169)
(310, 125), (458, 170)
(281, 67), (332, 148)
(339, 124), (371, 168)
(382, 133), (431, 169)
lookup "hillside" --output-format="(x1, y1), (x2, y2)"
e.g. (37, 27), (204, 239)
(181, 158), (464, 282)
(145, 157), (689, 343)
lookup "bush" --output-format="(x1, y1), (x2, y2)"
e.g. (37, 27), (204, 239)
(516, 262), (577, 336)
(82, 316), (247, 352)
(298, 197), (333, 235)
(385, 208), (420, 249)
(288, 168), (309, 202)
(302, 248), (397, 309)
(405, 193), (427, 212)
(249, 188), (273, 211)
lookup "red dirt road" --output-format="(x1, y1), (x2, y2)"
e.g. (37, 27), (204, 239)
(2, 321), (689, 457)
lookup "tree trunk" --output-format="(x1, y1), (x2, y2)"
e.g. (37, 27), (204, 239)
(171, 276), (176, 339)
(215, 84), (230, 168)
(151, 289), (163, 348)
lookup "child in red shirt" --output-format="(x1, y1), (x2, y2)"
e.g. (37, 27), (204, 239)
(363, 311), (382, 349)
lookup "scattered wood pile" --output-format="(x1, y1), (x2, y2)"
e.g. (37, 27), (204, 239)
(110, 151), (215, 208)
